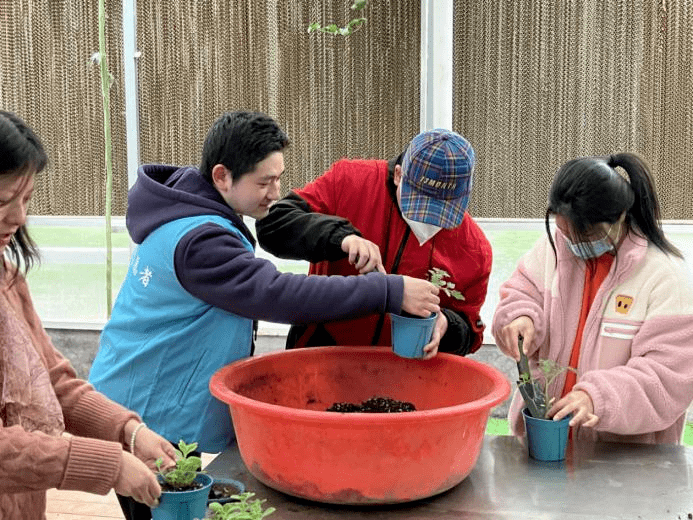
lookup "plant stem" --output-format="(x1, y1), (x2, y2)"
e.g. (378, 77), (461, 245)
(98, 0), (113, 317)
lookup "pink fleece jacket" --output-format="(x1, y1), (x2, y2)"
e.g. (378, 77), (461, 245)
(492, 231), (693, 444)
(0, 269), (139, 520)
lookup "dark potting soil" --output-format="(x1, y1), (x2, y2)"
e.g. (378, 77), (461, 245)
(160, 481), (204, 493)
(209, 482), (239, 501)
(326, 396), (416, 413)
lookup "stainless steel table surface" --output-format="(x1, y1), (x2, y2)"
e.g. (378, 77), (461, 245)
(205, 435), (693, 519)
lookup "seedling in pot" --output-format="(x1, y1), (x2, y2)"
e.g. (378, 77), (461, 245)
(156, 440), (204, 491)
(516, 334), (576, 419)
(398, 268), (464, 319)
(428, 268), (465, 300)
(207, 492), (276, 520)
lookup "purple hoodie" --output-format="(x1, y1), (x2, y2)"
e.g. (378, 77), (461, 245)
(126, 164), (404, 324)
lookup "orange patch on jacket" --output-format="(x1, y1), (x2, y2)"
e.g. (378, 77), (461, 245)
(615, 295), (633, 314)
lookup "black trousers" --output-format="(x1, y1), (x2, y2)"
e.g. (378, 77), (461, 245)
(116, 445), (202, 520)
(116, 493), (152, 520)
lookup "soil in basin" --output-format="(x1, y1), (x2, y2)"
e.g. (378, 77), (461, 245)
(326, 396), (416, 413)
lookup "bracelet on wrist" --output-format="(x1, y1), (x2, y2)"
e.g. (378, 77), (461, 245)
(129, 422), (147, 456)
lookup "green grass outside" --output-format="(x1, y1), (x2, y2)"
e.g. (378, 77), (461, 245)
(28, 263), (129, 321)
(29, 226), (130, 248)
(485, 418), (511, 436)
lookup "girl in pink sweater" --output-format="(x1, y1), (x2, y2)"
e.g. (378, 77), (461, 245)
(493, 153), (693, 444)
(0, 111), (176, 519)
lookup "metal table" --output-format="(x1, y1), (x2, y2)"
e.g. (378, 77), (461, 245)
(205, 435), (693, 519)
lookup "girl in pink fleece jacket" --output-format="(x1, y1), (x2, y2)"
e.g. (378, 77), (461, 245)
(493, 153), (693, 444)
(0, 111), (176, 520)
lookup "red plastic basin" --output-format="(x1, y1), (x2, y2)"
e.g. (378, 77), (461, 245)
(209, 346), (510, 505)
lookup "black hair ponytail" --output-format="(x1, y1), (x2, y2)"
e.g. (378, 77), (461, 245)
(608, 153), (681, 258)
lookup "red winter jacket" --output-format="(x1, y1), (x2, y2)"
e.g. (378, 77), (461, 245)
(257, 157), (493, 354)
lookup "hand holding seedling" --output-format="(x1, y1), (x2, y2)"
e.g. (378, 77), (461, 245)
(499, 315), (535, 361)
(401, 277), (440, 317)
(341, 234), (386, 274)
(549, 389), (599, 427)
(124, 420), (176, 472)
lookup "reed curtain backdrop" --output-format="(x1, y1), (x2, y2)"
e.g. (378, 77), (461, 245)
(1, 1), (691, 219)
(454, 1), (693, 219)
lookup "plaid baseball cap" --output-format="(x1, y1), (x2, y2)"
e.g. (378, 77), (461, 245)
(399, 129), (475, 229)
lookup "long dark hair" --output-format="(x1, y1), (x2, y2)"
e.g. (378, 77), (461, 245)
(545, 152), (681, 262)
(0, 111), (45, 278)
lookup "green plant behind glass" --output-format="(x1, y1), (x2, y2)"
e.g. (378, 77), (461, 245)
(308, 1), (367, 36)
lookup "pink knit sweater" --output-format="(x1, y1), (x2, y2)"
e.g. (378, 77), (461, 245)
(0, 268), (139, 520)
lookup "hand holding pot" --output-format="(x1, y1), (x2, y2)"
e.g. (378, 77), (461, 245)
(549, 389), (599, 428)
(401, 276), (440, 317)
(421, 312), (448, 360)
(498, 315), (535, 361)
(114, 450), (162, 508)
(124, 420), (177, 473)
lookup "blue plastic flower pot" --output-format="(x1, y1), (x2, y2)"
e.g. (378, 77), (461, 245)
(390, 312), (437, 359)
(522, 407), (571, 461)
(207, 477), (245, 505)
(152, 473), (213, 520)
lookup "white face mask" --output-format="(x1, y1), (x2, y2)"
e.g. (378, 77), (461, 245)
(396, 183), (442, 245)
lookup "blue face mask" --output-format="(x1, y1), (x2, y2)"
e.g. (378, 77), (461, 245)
(564, 222), (617, 259)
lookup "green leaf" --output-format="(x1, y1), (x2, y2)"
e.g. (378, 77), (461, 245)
(449, 289), (464, 300)
(346, 17), (366, 30)
(351, 0), (367, 10)
(307, 22), (321, 33)
(207, 491), (276, 519)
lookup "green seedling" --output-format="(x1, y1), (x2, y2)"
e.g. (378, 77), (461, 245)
(207, 492), (276, 519)
(428, 268), (465, 300)
(156, 440), (203, 488)
(516, 334), (576, 419)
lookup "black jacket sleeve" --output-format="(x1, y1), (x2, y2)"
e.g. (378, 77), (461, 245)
(439, 308), (473, 356)
(256, 193), (360, 263)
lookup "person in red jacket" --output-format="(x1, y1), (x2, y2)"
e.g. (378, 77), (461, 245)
(257, 129), (492, 358)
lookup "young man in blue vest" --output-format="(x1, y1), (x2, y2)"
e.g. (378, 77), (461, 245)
(89, 111), (439, 520)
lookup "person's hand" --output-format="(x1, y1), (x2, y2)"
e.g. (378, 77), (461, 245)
(114, 451), (162, 509)
(422, 312), (448, 360)
(125, 421), (177, 472)
(498, 316), (535, 361)
(548, 390), (599, 428)
(401, 276), (440, 317)
(341, 235), (386, 274)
